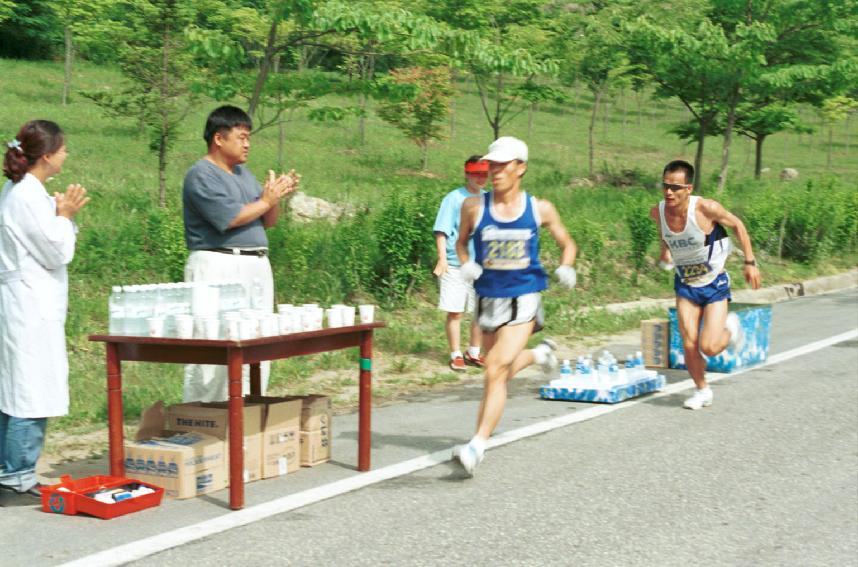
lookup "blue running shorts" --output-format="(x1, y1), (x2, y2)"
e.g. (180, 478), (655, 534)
(674, 271), (732, 306)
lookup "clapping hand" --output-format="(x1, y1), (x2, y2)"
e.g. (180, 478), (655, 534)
(55, 184), (90, 219)
(262, 169), (299, 206)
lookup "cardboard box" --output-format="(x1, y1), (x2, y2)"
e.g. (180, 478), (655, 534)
(124, 401), (226, 499)
(300, 428), (331, 466)
(166, 402), (263, 484)
(246, 395), (302, 478)
(124, 433), (227, 499)
(282, 395), (331, 431)
(640, 318), (670, 368)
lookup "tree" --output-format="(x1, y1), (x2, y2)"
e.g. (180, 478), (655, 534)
(707, 0), (856, 182)
(48, 0), (117, 105)
(377, 66), (454, 170)
(820, 96), (858, 170)
(552, 7), (633, 179)
(84, 0), (198, 207)
(626, 18), (755, 190)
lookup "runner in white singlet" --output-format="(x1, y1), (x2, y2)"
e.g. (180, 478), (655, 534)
(650, 160), (762, 410)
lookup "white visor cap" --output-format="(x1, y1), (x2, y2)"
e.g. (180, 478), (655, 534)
(482, 136), (528, 163)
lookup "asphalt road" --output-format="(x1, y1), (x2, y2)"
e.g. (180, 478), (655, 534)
(131, 290), (858, 567)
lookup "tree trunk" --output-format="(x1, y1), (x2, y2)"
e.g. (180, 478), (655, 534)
(449, 66), (456, 140)
(588, 87), (604, 178)
(693, 118), (707, 190)
(158, 129), (168, 208)
(62, 26), (73, 105)
(420, 144), (429, 171)
(357, 54), (375, 146)
(754, 135), (766, 179)
(247, 18), (279, 117)
(158, 17), (170, 209)
(274, 55), (285, 171)
(716, 104), (737, 194)
(527, 102), (536, 138)
(493, 73), (504, 139)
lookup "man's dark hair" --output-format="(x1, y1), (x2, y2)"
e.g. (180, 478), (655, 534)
(663, 159), (694, 184)
(203, 105), (252, 146)
(465, 155), (483, 165)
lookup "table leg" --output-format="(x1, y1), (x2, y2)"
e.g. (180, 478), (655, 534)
(358, 331), (373, 471)
(227, 348), (245, 510)
(106, 343), (125, 477)
(250, 363), (261, 396)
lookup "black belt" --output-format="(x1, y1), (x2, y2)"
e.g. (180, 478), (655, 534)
(206, 248), (268, 257)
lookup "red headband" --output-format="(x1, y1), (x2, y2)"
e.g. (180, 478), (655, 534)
(464, 161), (489, 173)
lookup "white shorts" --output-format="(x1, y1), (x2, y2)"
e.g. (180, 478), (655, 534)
(476, 292), (544, 333)
(438, 266), (476, 314)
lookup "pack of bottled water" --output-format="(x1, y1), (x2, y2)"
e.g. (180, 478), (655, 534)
(549, 350), (657, 390)
(107, 280), (250, 337)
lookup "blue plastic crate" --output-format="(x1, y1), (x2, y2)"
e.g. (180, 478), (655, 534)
(668, 303), (772, 373)
(539, 374), (666, 404)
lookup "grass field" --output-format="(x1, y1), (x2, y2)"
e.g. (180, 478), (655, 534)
(0, 57), (855, 436)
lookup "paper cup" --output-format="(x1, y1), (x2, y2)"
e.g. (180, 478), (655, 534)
(325, 308), (343, 328)
(239, 318), (256, 340)
(340, 306), (356, 326)
(202, 317), (220, 340)
(261, 314), (279, 337)
(277, 303), (294, 314)
(358, 304), (375, 324)
(224, 317), (241, 340)
(147, 317), (165, 338)
(278, 312), (293, 334)
(175, 315), (194, 339)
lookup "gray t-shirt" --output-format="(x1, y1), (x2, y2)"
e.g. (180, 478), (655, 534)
(182, 159), (268, 250)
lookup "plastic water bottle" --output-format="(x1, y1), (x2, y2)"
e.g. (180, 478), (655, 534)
(108, 286), (125, 335)
(251, 278), (265, 310)
(560, 359), (573, 379)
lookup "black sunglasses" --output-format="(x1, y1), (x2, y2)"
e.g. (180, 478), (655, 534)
(662, 182), (691, 191)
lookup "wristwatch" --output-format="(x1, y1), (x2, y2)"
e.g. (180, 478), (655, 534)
(744, 259), (757, 266)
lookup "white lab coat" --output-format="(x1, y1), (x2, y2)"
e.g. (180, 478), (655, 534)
(0, 173), (76, 418)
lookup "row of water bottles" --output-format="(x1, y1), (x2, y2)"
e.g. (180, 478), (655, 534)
(108, 280), (265, 336)
(553, 350), (654, 389)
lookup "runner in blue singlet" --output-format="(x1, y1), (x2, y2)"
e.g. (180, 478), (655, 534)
(451, 136), (578, 476)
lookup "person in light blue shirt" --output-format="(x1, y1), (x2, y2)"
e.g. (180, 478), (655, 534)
(432, 156), (488, 371)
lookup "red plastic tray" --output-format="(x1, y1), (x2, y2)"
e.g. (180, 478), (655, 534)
(40, 475), (164, 519)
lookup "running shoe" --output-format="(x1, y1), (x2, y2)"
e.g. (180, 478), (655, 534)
(683, 387), (713, 410)
(463, 352), (485, 367)
(449, 356), (467, 372)
(452, 443), (484, 476)
(533, 338), (558, 375)
(726, 312), (745, 351)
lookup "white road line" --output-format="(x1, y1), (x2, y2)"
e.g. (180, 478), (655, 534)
(60, 328), (858, 567)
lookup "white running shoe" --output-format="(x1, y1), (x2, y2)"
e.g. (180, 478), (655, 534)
(683, 387), (714, 410)
(453, 443), (484, 476)
(533, 338), (559, 375)
(726, 312), (744, 351)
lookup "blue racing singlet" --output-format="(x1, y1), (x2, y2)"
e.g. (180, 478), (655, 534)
(472, 192), (548, 298)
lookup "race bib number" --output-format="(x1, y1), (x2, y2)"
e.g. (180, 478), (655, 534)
(678, 262), (712, 284)
(481, 227), (531, 270)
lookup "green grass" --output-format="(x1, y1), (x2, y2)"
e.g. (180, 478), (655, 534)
(1, 57), (855, 429)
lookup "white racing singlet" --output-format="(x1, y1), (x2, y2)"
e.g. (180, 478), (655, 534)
(659, 196), (731, 287)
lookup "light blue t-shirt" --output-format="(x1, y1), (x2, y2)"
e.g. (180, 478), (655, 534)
(432, 186), (486, 267)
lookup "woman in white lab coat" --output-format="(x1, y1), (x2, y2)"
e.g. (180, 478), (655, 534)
(0, 120), (89, 496)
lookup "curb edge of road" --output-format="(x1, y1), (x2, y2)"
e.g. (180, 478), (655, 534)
(597, 267), (858, 314)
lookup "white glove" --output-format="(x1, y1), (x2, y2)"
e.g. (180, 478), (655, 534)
(460, 261), (483, 284)
(555, 265), (577, 289)
(658, 260), (675, 271)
